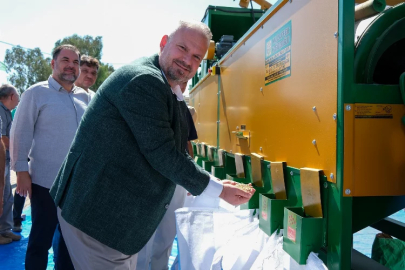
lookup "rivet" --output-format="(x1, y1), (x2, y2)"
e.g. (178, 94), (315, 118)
(330, 173), (334, 180)
(267, 164), (270, 169)
(345, 105), (351, 111)
(312, 106), (316, 112)
(248, 159), (251, 163)
(290, 171), (293, 176)
(323, 182), (328, 188)
(261, 25), (264, 29)
(260, 87), (263, 92)
(312, 140), (317, 145)
(260, 147), (263, 151)
(334, 32), (339, 38)
(345, 189), (351, 195)
(333, 113), (337, 120)
(236, 126), (239, 130)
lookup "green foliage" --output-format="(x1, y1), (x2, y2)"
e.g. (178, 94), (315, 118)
(93, 63), (115, 90)
(54, 34), (103, 60)
(54, 34), (115, 91)
(4, 46), (52, 93)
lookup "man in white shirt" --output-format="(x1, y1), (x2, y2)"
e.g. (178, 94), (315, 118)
(74, 55), (99, 100)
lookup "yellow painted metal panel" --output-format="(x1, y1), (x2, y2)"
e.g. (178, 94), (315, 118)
(270, 162), (287, 199)
(218, 149), (225, 166)
(251, 153), (264, 187)
(344, 104), (405, 197)
(300, 168), (323, 218)
(207, 145), (215, 161)
(235, 153), (245, 178)
(201, 142), (207, 157)
(191, 76), (218, 147)
(218, 0), (338, 181)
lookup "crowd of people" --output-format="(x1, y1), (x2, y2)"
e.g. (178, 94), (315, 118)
(0, 20), (255, 270)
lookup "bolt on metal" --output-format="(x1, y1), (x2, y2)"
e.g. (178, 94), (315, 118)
(333, 113), (337, 120)
(267, 164), (270, 169)
(345, 105), (352, 111)
(312, 140), (317, 145)
(323, 182), (328, 188)
(260, 147), (263, 152)
(345, 189), (351, 195)
(290, 171), (293, 176)
(330, 173), (334, 180)
(260, 87), (263, 92)
(334, 32), (339, 38)
(312, 106), (316, 111)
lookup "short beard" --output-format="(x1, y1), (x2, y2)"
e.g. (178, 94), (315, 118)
(167, 66), (192, 84)
(58, 73), (77, 83)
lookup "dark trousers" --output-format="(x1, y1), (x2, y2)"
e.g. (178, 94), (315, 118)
(25, 184), (73, 270)
(13, 190), (26, 223)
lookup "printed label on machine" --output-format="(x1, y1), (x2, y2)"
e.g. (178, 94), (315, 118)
(287, 211), (297, 242)
(354, 104), (393, 119)
(265, 20), (292, 85)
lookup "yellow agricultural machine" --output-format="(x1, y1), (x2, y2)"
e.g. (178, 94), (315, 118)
(190, 0), (405, 269)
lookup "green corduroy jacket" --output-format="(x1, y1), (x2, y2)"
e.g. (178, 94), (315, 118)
(50, 54), (210, 255)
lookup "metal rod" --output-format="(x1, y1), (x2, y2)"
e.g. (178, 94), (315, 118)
(355, 0), (386, 21)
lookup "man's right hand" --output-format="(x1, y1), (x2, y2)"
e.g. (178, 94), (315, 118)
(16, 171), (32, 199)
(219, 180), (255, 206)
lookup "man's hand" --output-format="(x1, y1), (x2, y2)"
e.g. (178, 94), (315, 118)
(219, 180), (255, 206)
(16, 171), (32, 199)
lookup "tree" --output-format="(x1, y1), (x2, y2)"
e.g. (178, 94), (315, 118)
(4, 46), (52, 93)
(54, 34), (114, 90)
(3, 35), (114, 94)
(54, 34), (103, 60)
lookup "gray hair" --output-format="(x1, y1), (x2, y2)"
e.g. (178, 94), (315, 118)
(0, 84), (17, 100)
(169, 20), (212, 46)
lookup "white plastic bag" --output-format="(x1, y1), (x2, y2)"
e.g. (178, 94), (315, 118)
(175, 208), (258, 270)
(250, 230), (328, 270)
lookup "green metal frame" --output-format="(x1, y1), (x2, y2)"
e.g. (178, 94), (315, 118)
(191, 1), (405, 269)
(192, 6), (265, 87)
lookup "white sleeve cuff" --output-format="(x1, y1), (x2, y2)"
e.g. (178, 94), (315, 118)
(200, 175), (223, 198)
(13, 160), (29, 172)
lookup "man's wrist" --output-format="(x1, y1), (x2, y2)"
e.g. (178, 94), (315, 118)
(200, 176), (223, 198)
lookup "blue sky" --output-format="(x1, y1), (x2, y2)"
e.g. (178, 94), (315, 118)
(0, 0), (276, 85)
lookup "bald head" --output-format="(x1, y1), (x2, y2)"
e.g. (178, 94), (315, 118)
(168, 20), (212, 47)
(159, 21), (212, 86)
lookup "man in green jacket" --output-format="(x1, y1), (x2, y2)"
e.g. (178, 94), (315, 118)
(50, 20), (254, 269)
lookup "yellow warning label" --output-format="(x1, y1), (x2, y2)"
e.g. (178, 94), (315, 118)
(354, 104), (393, 119)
